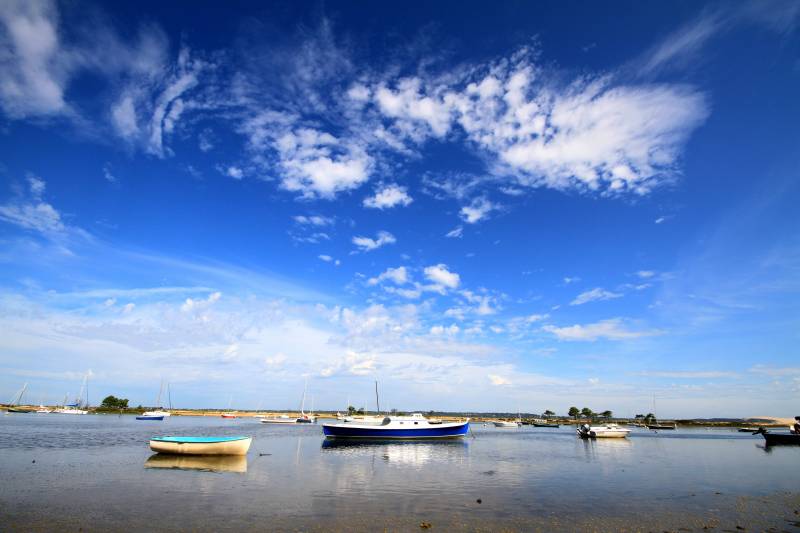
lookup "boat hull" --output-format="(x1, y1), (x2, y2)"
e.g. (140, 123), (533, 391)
(149, 436), (252, 456)
(762, 432), (800, 446)
(647, 424), (676, 430)
(493, 421), (519, 428)
(532, 423), (559, 428)
(323, 421), (469, 439)
(7, 407), (35, 413)
(137, 415), (165, 421)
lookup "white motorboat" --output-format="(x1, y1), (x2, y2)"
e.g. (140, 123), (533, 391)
(260, 414), (297, 424)
(53, 407), (88, 415)
(35, 405), (51, 413)
(53, 373), (90, 415)
(493, 420), (520, 428)
(577, 423), (631, 439)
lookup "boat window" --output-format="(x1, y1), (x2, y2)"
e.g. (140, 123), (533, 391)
(414, 422), (418, 425)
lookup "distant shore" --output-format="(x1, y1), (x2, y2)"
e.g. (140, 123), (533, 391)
(3, 406), (792, 427)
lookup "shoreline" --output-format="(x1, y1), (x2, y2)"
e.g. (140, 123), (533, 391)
(3, 406), (792, 427)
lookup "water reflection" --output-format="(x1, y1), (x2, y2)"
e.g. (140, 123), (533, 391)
(321, 439), (468, 466)
(144, 453), (248, 473)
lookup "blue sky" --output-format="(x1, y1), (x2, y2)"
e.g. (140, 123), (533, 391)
(1, 0), (798, 417)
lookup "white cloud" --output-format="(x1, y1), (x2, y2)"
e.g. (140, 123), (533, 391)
(430, 324), (460, 336)
(543, 318), (660, 341)
(636, 270), (655, 279)
(488, 374), (511, 386)
(570, 287), (623, 306)
(352, 230), (396, 252)
(638, 12), (723, 75)
(460, 197), (496, 224)
(445, 226), (463, 239)
(0, 1), (68, 118)
(275, 128), (371, 199)
(375, 78), (452, 137)
(637, 370), (739, 379)
(102, 164), (117, 184)
(223, 166), (243, 180)
(423, 264), (460, 290)
(317, 254), (340, 266)
(0, 175), (66, 236)
(368, 266), (408, 286)
(111, 95), (138, 138)
(294, 215), (334, 226)
(563, 276), (581, 284)
(363, 184), (413, 209)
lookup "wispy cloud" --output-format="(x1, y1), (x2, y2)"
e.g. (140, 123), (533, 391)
(570, 287), (622, 306)
(351, 230), (396, 252)
(543, 318), (660, 341)
(637, 370), (739, 379)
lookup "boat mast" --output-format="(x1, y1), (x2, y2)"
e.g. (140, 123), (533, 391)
(300, 378), (307, 416)
(11, 382), (28, 406)
(375, 380), (380, 415)
(156, 379), (163, 409)
(167, 383), (172, 410)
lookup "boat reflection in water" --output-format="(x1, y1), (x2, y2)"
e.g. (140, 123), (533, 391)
(144, 453), (248, 473)
(321, 439), (468, 466)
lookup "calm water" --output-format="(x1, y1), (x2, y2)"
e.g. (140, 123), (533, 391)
(1, 414), (798, 531)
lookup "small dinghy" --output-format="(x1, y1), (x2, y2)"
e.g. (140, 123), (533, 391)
(149, 436), (252, 456)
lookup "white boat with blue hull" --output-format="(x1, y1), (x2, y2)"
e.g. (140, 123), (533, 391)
(322, 413), (469, 439)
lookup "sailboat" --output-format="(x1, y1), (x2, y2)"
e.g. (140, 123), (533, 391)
(7, 383), (34, 413)
(260, 379), (315, 424)
(137, 381), (172, 420)
(221, 395), (238, 419)
(646, 395), (676, 430)
(322, 382), (470, 439)
(53, 374), (89, 414)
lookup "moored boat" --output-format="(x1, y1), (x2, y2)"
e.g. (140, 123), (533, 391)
(755, 428), (800, 446)
(137, 414), (165, 421)
(577, 423), (631, 439)
(493, 420), (520, 428)
(532, 419), (559, 428)
(7, 383), (34, 413)
(647, 423), (677, 430)
(323, 413), (469, 439)
(149, 435), (252, 455)
(221, 413), (238, 419)
(138, 381), (171, 421)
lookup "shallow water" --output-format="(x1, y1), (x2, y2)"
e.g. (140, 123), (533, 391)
(1, 414), (798, 531)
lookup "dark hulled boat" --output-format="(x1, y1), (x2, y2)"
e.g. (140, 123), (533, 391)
(761, 432), (800, 446)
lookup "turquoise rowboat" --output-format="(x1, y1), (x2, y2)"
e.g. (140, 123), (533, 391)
(149, 436), (252, 456)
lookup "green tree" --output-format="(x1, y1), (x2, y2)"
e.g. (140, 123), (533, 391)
(644, 412), (655, 423)
(544, 410), (555, 417)
(601, 410), (613, 419)
(568, 406), (580, 418)
(100, 395), (129, 409)
(347, 405), (356, 415)
(357, 407), (365, 415)
(580, 407), (594, 419)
